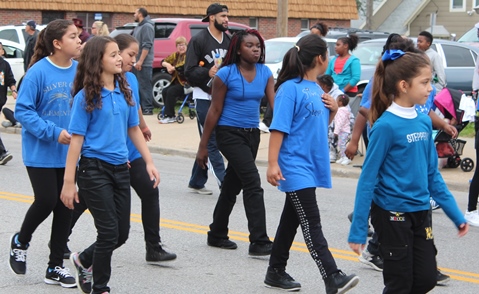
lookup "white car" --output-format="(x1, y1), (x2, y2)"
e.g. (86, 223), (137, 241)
(0, 24), (46, 49)
(0, 38), (24, 83)
(264, 37), (337, 80)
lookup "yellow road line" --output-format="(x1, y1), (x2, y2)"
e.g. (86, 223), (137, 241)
(3, 192), (479, 284)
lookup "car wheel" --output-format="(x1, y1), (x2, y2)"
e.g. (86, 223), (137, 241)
(152, 72), (172, 108)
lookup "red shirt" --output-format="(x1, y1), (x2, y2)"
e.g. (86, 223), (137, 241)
(334, 56), (358, 93)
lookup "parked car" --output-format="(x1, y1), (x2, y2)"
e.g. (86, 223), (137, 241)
(355, 38), (479, 95)
(0, 38), (24, 83)
(297, 27), (390, 42)
(0, 24), (46, 49)
(457, 27), (479, 48)
(112, 18), (250, 107)
(264, 37), (337, 81)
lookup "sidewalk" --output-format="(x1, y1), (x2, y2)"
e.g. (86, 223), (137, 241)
(1, 98), (475, 192)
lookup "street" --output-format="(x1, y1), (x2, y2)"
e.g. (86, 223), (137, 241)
(0, 132), (478, 293)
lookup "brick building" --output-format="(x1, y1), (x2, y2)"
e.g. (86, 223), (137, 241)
(0, 0), (358, 39)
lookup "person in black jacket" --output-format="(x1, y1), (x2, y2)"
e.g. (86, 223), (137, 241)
(184, 3), (228, 195)
(0, 42), (17, 165)
(24, 20), (38, 72)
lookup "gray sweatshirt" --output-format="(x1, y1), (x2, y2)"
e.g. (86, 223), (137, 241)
(132, 16), (155, 67)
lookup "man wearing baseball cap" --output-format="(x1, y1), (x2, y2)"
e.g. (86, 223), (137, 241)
(72, 18), (90, 44)
(24, 20), (38, 71)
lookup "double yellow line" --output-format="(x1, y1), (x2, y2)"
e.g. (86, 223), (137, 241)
(3, 191), (479, 284)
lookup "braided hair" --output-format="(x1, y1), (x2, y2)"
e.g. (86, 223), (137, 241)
(221, 29), (265, 67)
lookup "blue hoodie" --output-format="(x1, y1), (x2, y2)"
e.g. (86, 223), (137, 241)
(15, 57), (77, 168)
(325, 55), (361, 91)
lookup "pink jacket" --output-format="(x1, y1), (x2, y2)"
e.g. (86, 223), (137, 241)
(334, 107), (351, 135)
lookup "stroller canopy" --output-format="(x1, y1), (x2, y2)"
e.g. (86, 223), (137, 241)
(434, 88), (464, 123)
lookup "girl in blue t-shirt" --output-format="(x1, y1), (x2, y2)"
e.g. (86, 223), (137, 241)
(266, 34), (359, 293)
(348, 49), (468, 293)
(10, 19), (80, 287)
(196, 29), (275, 254)
(60, 36), (160, 294)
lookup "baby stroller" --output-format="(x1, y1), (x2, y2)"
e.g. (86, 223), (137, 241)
(433, 88), (474, 172)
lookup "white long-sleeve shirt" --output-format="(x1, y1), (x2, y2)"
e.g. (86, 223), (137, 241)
(425, 47), (446, 91)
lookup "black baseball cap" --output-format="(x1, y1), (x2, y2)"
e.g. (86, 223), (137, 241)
(201, 3), (229, 22)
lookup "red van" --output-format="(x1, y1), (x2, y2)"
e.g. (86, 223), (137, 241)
(111, 18), (250, 107)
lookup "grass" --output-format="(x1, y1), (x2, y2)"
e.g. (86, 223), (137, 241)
(460, 122), (475, 138)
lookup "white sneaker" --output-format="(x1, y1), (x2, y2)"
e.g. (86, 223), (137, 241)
(258, 122), (270, 133)
(465, 210), (479, 227)
(329, 152), (336, 163)
(159, 117), (176, 124)
(341, 158), (351, 165)
(335, 157), (345, 164)
(1, 121), (13, 128)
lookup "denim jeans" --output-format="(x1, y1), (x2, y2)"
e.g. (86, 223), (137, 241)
(132, 66), (154, 112)
(77, 157), (131, 294)
(207, 126), (270, 244)
(188, 99), (225, 189)
(269, 188), (338, 279)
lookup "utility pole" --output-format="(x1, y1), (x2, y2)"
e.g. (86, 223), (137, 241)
(277, 0), (288, 37)
(365, 0), (373, 30)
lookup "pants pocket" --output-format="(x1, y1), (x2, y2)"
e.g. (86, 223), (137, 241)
(380, 244), (408, 261)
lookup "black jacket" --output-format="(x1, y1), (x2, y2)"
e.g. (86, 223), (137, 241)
(0, 57), (16, 108)
(24, 31), (38, 71)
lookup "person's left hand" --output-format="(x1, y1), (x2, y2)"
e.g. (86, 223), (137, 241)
(12, 91), (17, 99)
(135, 60), (143, 71)
(322, 93), (338, 113)
(443, 124), (458, 138)
(349, 243), (366, 255)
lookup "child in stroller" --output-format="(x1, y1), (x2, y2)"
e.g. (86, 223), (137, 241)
(433, 88), (475, 172)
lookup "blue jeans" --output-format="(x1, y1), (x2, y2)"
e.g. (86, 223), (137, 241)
(77, 157), (131, 294)
(132, 66), (154, 112)
(188, 99), (225, 189)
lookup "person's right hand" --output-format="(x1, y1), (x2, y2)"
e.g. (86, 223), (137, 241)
(345, 141), (358, 160)
(458, 222), (469, 237)
(58, 130), (71, 145)
(167, 65), (175, 74)
(208, 66), (218, 78)
(349, 243), (366, 255)
(60, 182), (79, 210)
(196, 146), (209, 169)
(267, 163), (285, 187)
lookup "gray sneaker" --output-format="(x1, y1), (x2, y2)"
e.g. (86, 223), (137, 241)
(0, 152), (13, 165)
(1, 121), (13, 128)
(188, 186), (213, 195)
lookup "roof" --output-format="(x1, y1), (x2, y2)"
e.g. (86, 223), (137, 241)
(0, 0), (358, 20)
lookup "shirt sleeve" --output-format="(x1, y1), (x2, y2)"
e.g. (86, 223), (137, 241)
(348, 57), (361, 87)
(433, 52), (446, 90)
(269, 84), (295, 135)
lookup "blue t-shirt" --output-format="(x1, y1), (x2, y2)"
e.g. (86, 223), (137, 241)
(361, 79), (436, 114)
(15, 57), (77, 168)
(348, 104), (466, 244)
(125, 72), (142, 162)
(216, 63), (272, 128)
(270, 77), (332, 192)
(69, 84), (140, 165)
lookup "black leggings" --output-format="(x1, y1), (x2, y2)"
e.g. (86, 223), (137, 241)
(162, 83), (185, 118)
(467, 118), (479, 212)
(19, 167), (72, 268)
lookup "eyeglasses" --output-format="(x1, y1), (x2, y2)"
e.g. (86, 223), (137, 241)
(177, 43), (186, 47)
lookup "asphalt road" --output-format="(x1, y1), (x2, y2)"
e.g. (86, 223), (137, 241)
(0, 133), (478, 293)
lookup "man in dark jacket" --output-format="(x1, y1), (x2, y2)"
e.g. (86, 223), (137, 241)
(23, 20), (38, 72)
(184, 3), (228, 195)
(132, 7), (155, 115)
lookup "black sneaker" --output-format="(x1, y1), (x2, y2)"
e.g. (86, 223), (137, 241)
(324, 270), (359, 294)
(44, 266), (76, 288)
(146, 243), (177, 264)
(437, 269), (450, 286)
(70, 252), (92, 293)
(249, 242), (273, 256)
(0, 152), (13, 165)
(264, 267), (301, 291)
(9, 232), (28, 275)
(207, 238), (238, 249)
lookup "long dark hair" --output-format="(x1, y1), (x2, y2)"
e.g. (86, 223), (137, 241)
(29, 19), (74, 69)
(275, 34), (328, 92)
(221, 29), (265, 67)
(72, 36), (133, 113)
(114, 33), (138, 51)
(370, 38), (425, 124)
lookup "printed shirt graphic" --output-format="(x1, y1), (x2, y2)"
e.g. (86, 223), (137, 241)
(14, 58), (77, 168)
(270, 78), (332, 192)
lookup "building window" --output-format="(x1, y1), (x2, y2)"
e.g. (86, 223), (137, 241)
(300, 19), (309, 31)
(42, 11), (65, 24)
(475, 0), (479, 7)
(450, 0), (465, 11)
(75, 12), (112, 33)
(249, 18), (258, 29)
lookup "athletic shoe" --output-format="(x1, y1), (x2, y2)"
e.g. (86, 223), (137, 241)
(146, 243), (177, 264)
(430, 198), (440, 210)
(1, 121), (12, 128)
(207, 238), (238, 249)
(336, 157), (346, 164)
(159, 117), (176, 124)
(44, 266), (76, 288)
(324, 271), (359, 294)
(188, 186), (213, 195)
(464, 210), (479, 227)
(329, 153), (337, 163)
(9, 232), (28, 275)
(358, 249), (383, 271)
(249, 242), (273, 256)
(437, 269), (450, 285)
(70, 252), (92, 293)
(258, 122), (270, 133)
(264, 267), (301, 291)
(14, 122), (22, 128)
(341, 158), (352, 165)
(0, 152), (13, 165)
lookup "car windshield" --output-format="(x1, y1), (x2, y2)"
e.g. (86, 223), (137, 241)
(265, 41), (296, 63)
(354, 42), (383, 65)
(458, 28), (479, 43)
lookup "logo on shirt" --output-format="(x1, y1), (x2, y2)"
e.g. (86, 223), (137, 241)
(389, 211), (405, 222)
(406, 132), (429, 143)
(303, 87), (325, 119)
